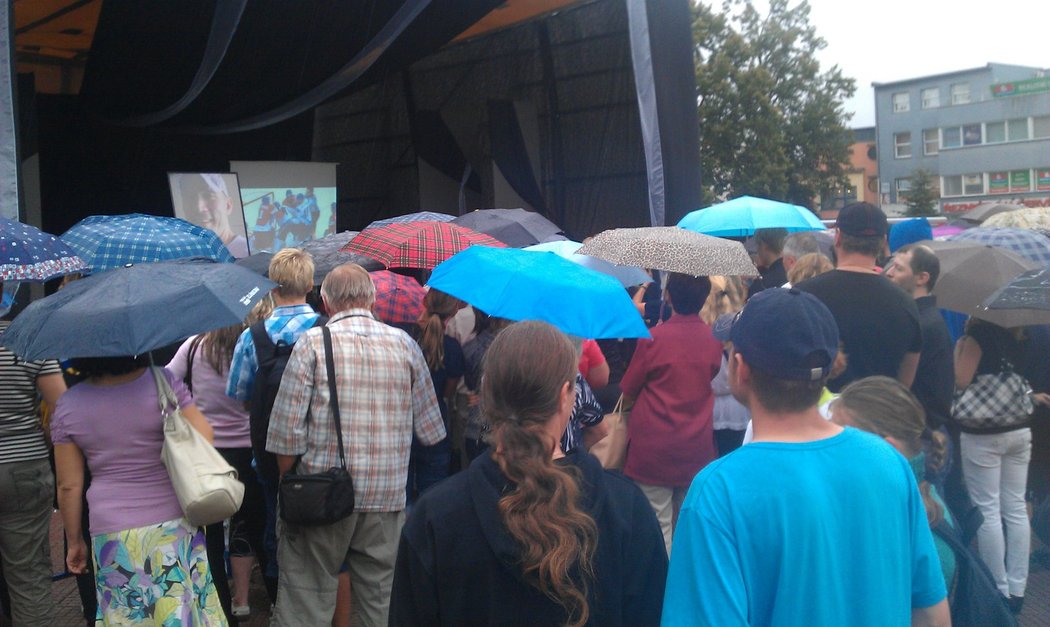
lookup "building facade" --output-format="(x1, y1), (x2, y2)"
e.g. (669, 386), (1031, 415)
(874, 63), (1050, 214)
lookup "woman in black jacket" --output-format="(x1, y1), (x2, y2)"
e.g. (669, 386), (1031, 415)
(390, 320), (667, 626)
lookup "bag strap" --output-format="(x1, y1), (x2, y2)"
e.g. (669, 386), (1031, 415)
(250, 320), (278, 361)
(184, 335), (204, 395)
(151, 366), (178, 419)
(321, 326), (346, 470)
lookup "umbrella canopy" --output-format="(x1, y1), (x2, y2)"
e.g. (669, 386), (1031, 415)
(920, 240), (1043, 327)
(947, 227), (1050, 267)
(1, 258), (276, 360)
(983, 269), (1050, 317)
(982, 207), (1050, 230)
(958, 203), (1022, 223)
(367, 211), (456, 229)
(62, 213), (235, 272)
(677, 196), (824, 237)
(234, 251), (274, 277)
(525, 240), (651, 287)
(341, 222), (505, 269)
(427, 246), (649, 339)
(577, 227), (758, 277)
(931, 224), (967, 239)
(299, 231), (383, 282)
(0, 216), (86, 282)
(452, 208), (565, 247)
(370, 270), (426, 325)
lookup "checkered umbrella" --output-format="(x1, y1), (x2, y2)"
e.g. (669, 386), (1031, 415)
(62, 214), (235, 272)
(370, 270), (426, 325)
(367, 211), (456, 229)
(340, 222), (505, 269)
(0, 216), (86, 282)
(947, 227), (1050, 267)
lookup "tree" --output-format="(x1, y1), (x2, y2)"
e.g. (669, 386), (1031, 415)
(693, 0), (856, 210)
(904, 169), (940, 216)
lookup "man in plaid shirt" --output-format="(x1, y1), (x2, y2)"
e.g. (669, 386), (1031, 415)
(267, 263), (445, 627)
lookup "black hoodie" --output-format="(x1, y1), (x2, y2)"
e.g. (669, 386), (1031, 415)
(390, 450), (668, 626)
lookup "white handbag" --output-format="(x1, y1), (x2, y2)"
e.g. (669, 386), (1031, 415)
(153, 367), (244, 527)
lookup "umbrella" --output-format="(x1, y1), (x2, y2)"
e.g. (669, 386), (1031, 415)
(959, 203), (1022, 223)
(983, 269), (1050, 315)
(0, 216), (86, 282)
(299, 231), (383, 282)
(982, 207), (1050, 230)
(370, 270), (426, 325)
(524, 240), (651, 287)
(452, 208), (565, 247)
(1, 258), (276, 360)
(367, 211), (456, 228)
(62, 213), (235, 272)
(341, 222), (505, 269)
(577, 227), (758, 277)
(427, 246), (649, 339)
(677, 196), (824, 237)
(234, 251), (274, 277)
(947, 227), (1050, 267)
(920, 240), (1043, 327)
(931, 224), (967, 239)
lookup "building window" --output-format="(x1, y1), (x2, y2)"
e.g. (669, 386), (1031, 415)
(942, 126), (961, 148)
(942, 175), (962, 197)
(986, 121), (1006, 143)
(894, 132), (912, 158)
(950, 82), (970, 105)
(1035, 115), (1050, 139)
(962, 124), (982, 146)
(923, 129), (939, 155)
(1010, 170), (1031, 192)
(921, 88), (940, 109)
(896, 178), (912, 200)
(1007, 118), (1030, 141)
(989, 171), (1009, 194)
(963, 174), (984, 195)
(892, 92), (910, 113)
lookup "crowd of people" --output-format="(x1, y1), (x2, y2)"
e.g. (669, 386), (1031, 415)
(0, 201), (1047, 626)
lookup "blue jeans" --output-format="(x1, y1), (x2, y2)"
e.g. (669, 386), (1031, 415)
(407, 437), (450, 505)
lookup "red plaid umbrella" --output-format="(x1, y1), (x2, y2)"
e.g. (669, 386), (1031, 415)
(370, 270), (426, 325)
(341, 222), (505, 269)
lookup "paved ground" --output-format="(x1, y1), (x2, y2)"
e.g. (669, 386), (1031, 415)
(0, 511), (1046, 625)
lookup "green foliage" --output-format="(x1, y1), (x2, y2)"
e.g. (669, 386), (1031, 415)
(905, 168), (940, 216)
(693, 0), (856, 211)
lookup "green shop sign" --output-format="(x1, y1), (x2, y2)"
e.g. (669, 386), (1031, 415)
(992, 76), (1050, 98)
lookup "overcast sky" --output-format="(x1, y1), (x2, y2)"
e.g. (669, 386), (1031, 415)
(794, 0), (1049, 128)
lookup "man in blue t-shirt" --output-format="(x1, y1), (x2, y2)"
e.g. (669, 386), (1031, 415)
(662, 288), (949, 627)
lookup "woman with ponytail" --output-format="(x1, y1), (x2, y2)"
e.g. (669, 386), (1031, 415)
(391, 321), (667, 626)
(831, 376), (957, 590)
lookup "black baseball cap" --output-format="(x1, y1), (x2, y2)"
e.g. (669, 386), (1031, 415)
(836, 202), (888, 238)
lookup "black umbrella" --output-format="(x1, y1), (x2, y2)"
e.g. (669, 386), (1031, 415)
(1, 258), (276, 360)
(452, 208), (565, 248)
(982, 268), (1050, 317)
(299, 231), (383, 283)
(234, 251), (274, 277)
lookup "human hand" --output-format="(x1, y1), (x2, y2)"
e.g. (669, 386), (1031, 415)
(467, 393), (479, 408)
(1031, 392), (1050, 408)
(67, 538), (89, 574)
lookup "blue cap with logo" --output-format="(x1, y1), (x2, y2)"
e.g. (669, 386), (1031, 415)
(721, 288), (840, 381)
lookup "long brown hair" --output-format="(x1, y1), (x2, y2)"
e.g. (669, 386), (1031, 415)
(416, 289), (463, 371)
(834, 376), (946, 526)
(482, 321), (598, 626)
(201, 323), (244, 376)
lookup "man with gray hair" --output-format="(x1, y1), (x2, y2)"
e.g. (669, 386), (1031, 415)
(266, 263), (445, 626)
(781, 232), (824, 277)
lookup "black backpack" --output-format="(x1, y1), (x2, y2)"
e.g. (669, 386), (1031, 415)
(932, 521), (1017, 627)
(249, 316), (326, 486)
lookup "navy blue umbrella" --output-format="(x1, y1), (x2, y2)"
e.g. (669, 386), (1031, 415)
(1, 258), (276, 360)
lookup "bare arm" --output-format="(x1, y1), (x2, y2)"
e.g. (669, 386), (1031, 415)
(911, 599), (950, 627)
(585, 360), (610, 389)
(54, 443), (89, 574)
(582, 419), (610, 450)
(897, 351), (920, 388)
(276, 454), (297, 479)
(954, 335), (982, 389)
(181, 404), (214, 444)
(37, 372), (67, 408)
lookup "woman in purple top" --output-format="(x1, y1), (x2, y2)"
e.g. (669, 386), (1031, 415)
(52, 355), (226, 625)
(169, 322), (273, 621)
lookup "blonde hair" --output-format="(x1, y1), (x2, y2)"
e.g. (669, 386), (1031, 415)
(320, 263), (375, 311)
(701, 275), (746, 325)
(787, 252), (833, 285)
(268, 248), (314, 298)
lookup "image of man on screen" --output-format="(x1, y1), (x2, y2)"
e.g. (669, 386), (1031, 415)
(177, 173), (250, 258)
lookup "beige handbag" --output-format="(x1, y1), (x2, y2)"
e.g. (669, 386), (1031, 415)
(589, 395), (630, 470)
(153, 367), (244, 527)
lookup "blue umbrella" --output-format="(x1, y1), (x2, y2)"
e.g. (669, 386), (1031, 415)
(525, 240), (651, 287)
(367, 211), (455, 229)
(1, 258), (276, 360)
(677, 196), (824, 237)
(0, 216), (86, 282)
(62, 213), (235, 272)
(948, 227), (1050, 267)
(427, 246), (649, 339)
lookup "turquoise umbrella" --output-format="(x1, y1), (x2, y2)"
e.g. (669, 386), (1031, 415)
(677, 196), (824, 237)
(427, 246), (649, 339)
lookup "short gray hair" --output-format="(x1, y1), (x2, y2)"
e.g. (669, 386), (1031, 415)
(321, 263), (375, 311)
(782, 232), (821, 260)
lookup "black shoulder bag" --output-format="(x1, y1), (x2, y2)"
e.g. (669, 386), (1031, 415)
(278, 326), (356, 526)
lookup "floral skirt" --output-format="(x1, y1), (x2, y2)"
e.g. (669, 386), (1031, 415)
(91, 518), (227, 626)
